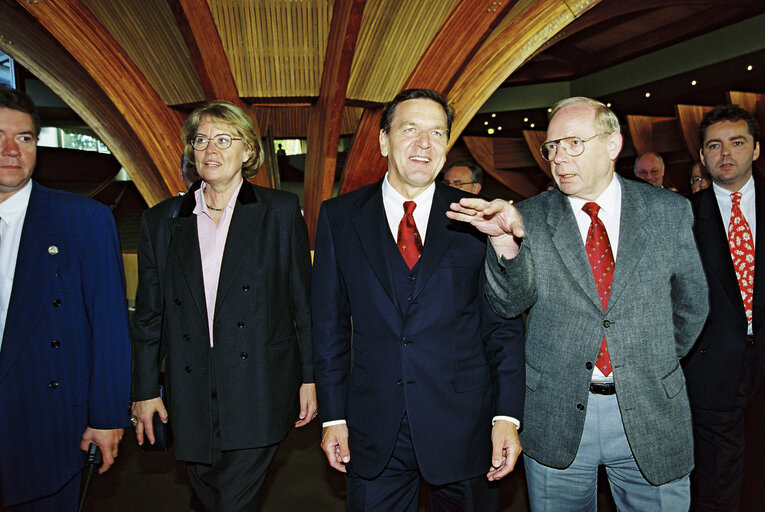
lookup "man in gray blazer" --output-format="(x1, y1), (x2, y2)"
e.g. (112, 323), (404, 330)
(448, 97), (708, 511)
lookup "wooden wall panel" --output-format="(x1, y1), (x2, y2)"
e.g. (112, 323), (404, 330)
(676, 104), (714, 158)
(522, 129), (551, 177)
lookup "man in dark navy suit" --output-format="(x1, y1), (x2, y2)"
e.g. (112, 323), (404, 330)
(684, 104), (765, 511)
(312, 89), (525, 511)
(0, 87), (131, 511)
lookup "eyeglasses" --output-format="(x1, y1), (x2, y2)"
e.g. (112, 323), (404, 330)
(443, 180), (477, 187)
(539, 133), (607, 161)
(190, 134), (242, 151)
(690, 177), (706, 185)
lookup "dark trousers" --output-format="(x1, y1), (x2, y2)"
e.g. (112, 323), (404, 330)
(345, 414), (499, 512)
(186, 349), (280, 512)
(690, 344), (765, 512)
(2, 472), (80, 512)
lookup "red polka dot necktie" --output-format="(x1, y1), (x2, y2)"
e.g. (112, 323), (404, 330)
(582, 202), (615, 376)
(728, 192), (755, 324)
(397, 201), (422, 269)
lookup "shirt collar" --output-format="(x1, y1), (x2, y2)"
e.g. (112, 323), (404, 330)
(193, 179), (243, 216)
(381, 173), (436, 206)
(567, 174), (621, 217)
(712, 175), (754, 202)
(0, 179), (33, 224)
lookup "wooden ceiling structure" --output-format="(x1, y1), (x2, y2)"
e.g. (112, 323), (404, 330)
(0, 0), (763, 243)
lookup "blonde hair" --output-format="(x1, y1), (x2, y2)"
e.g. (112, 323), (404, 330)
(549, 97), (621, 134)
(181, 101), (264, 178)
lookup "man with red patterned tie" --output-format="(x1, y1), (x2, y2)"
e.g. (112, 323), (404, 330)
(683, 104), (764, 512)
(311, 89), (525, 511)
(448, 97), (708, 511)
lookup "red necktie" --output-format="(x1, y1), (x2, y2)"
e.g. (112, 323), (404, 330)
(582, 202), (615, 376)
(728, 192), (755, 324)
(397, 201), (422, 269)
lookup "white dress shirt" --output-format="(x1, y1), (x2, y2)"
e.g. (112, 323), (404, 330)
(713, 176), (756, 334)
(567, 175), (622, 383)
(0, 180), (33, 349)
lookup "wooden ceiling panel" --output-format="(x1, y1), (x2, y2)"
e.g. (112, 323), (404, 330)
(209, 0), (333, 98)
(81, 0), (203, 105)
(251, 105), (361, 138)
(346, 0), (461, 103)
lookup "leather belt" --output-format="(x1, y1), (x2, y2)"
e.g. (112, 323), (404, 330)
(589, 382), (616, 395)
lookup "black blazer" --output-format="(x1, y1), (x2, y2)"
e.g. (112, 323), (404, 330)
(132, 181), (312, 463)
(684, 180), (765, 410)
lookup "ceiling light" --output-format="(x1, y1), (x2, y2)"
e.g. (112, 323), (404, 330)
(747, 65), (753, 71)
(487, 128), (495, 135)
(523, 117), (529, 122)
(497, 126), (502, 131)
(606, 103), (612, 108)
(530, 123), (535, 128)
(484, 121), (489, 125)
(491, 113), (496, 118)
(645, 92), (651, 98)
(547, 108), (552, 113)
(691, 80), (697, 86)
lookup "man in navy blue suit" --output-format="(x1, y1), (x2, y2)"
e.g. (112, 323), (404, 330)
(312, 89), (525, 511)
(0, 87), (131, 511)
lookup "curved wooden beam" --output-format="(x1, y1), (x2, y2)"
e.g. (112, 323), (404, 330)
(167, 0), (271, 188)
(448, 0), (601, 144)
(304, 0), (366, 245)
(0, 0), (175, 205)
(626, 114), (675, 155)
(339, 0), (517, 195)
(15, 0), (184, 205)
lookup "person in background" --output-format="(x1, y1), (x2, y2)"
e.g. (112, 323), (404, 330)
(689, 161), (712, 194)
(634, 151), (665, 187)
(442, 160), (483, 195)
(181, 153), (201, 190)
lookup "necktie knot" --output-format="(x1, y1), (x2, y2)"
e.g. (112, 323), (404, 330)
(403, 200), (417, 215)
(582, 202), (600, 220)
(731, 192), (742, 207)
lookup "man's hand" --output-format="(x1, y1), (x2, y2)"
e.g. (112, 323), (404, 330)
(295, 383), (318, 427)
(131, 397), (168, 446)
(321, 424), (350, 473)
(486, 420), (522, 481)
(80, 427), (124, 474)
(446, 198), (525, 259)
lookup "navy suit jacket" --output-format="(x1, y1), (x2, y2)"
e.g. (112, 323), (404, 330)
(312, 180), (524, 485)
(0, 182), (131, 506)
(684, 180), (765, 409)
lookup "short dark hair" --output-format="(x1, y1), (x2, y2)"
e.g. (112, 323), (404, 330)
(0, 86), (41, 136)
(444, 160), (483, 184)
(379, 88), (454, 140)
(699, 104), (760, 146)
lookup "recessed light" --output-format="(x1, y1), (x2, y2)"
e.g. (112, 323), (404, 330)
(530, 123), (535, 128)
(491, 113), (496, 118)
(497, 126), (502, 131)
(523, 117), (529, 122)
(487, 128), (495, 135)
(691, 80), (697, 86)
(645, 92), (651, 98)
(606, 103), (612, 108)
(747, 65), (753, 71)
(508, 200), (514, 205)
(484, 121), (489, 125)
(547, 108), (552, 113)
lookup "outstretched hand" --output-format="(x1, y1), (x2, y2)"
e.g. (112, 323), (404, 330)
(446, 198), (525, 258)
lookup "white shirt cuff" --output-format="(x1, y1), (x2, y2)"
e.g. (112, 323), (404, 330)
(322, 419), (347, 428)
(492, 416), (520, 429)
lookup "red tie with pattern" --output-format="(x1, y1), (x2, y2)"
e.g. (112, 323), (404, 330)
(398, 201), (422, 269)
(728, 192), (755, 324)
(582, 202), (615, 376)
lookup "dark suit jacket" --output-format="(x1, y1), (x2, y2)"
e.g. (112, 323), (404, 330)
(684, 180), (765, 410)
(0, 182), (131, 506)
(311, 180), (525, 485)
(485, 176), (708, 485)
(132, 181), (312, 464)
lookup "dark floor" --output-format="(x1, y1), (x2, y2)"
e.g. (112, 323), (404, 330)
(80, 421), (619, 512)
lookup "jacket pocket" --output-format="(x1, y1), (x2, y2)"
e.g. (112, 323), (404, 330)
(661, 364), (686, 399)
(525, 363), (541, 391)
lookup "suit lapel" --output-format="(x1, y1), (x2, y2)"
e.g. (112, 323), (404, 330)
(0, 184), (61, 382)
(215, 184), (266, 316)
(607, 179), (650, 312)
(696, 186), (745, 315)
(168, 214), (208, 322)
(546, 191), (603, 310)
(411, 188), (455, 301)
(351, 182), (401, 314)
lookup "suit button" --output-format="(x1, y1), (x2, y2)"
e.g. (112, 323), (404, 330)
(51, 340), (61, 348)
(585, 362), (593, 370)
(603, 320), (611, 328)
(242, 284), (250, 291)
(576, 403), (584, 411)
(174, 298), (182, 305)
(48, 381), (59, 389)
(407, 295), (412, 302)
(397, 379), (403, 386)
(499, 267), (506, 274)
(183, 334), (190, 341)
(408, 274), (416, 281)
(185, 366), (192, 373)
(240, 352), (248, 359)
(400, 337), (409, 346)
(699, 348), (708, 355)
(237, 321), (245, 328)
(52, 298), (62, 307)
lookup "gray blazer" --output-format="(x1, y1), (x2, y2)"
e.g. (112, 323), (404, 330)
(485, 175), (708, 486)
